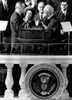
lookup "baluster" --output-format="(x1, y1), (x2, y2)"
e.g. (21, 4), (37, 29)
(4, 63), (14, 98)
(61, 64), (69, 98)
(19, 63), (30, 99)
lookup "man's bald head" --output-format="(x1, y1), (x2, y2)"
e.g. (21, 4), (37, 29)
(38, 2), (45, 13)
(15, 1), (25, 14)
(15, 1), (24, 9)
(43, 4), (54, 18)
(44, 4), (54, 14)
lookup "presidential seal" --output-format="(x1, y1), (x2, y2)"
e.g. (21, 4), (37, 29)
(25, 64), (65, 100)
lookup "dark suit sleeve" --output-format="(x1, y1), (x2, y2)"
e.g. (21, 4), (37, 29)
(47, 18), (59, 32)
(44, 18), (61, 39)
(13, 17), (23, 30)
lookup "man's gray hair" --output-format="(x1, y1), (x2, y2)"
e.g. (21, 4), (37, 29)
(44, 4), (54, 14)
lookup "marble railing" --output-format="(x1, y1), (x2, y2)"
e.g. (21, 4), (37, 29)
(0, 55), (72, 99)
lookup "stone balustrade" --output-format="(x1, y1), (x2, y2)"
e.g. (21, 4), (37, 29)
(0, 55), (72, 100)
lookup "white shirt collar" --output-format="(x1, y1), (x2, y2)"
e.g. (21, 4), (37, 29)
(62, 10), (67, 15)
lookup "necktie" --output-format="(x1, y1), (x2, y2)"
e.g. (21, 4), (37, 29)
(40, 13), (43, 20)
(62, 13), (66, 21)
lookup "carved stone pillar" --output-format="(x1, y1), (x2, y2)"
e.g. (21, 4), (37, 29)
(61, 64), (69, 98)
(19, 63), (30, 99)
(4, 63), (14, 98)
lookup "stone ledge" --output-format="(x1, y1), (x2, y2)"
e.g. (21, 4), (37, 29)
(1, 55), (72, 64)
(0, 98), (71, 100)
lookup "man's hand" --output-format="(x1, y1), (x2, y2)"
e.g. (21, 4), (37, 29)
(41, 22), (48, 29)
(60, 30), (65, 35)
(35, 20), (39, 26)
(24, 16), (29, 22)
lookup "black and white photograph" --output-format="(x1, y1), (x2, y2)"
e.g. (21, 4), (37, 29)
(0, 0), (72, 99)
(0, 0), (72, 55)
